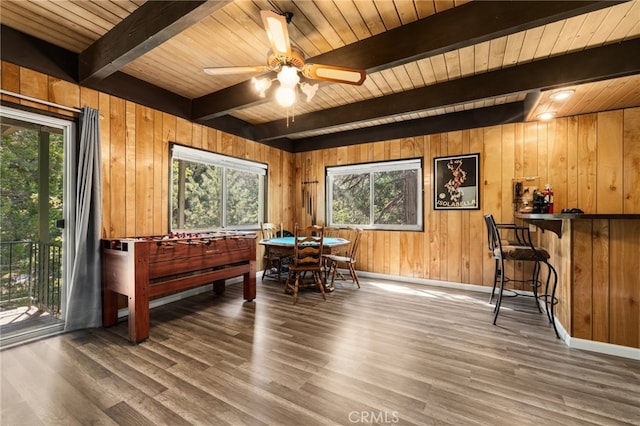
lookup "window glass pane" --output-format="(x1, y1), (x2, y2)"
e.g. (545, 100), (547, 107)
(327, 159), (422, 231)
(373, 169), (418, 225)
(170, 145), (266, 231)
(331, 173), (370, 225)
(171, 160), (222, 229)
(226, 169), (260, 226)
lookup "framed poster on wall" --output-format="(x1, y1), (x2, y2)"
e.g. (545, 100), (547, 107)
(433, 153), (480, 210)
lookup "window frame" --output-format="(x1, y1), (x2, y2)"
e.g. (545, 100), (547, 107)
(170, 143), (267, 232)
(326, 158), (424, 231)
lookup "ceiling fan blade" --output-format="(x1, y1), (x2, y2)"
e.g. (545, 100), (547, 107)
(203, 66), (270, 76)
(302, 64), (366, 85)
(260, 10), (291, 57)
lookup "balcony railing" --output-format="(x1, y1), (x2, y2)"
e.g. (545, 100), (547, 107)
(0, 241), (62, 316)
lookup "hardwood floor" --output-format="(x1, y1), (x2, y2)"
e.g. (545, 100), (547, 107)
(1, 277), (639, 425)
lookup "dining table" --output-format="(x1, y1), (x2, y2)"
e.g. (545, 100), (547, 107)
(258, 236), (350, 291)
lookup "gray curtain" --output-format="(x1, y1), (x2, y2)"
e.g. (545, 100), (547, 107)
(64, 106), (102, 330)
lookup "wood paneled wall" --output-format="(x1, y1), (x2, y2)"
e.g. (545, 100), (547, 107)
(293, 108), (640, 290)
(2, 61), (639, 298)
(570, 219), (640, 347)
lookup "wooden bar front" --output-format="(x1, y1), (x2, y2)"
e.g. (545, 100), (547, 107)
(102, 234), (257, 343)
(516, 213), (640, 349)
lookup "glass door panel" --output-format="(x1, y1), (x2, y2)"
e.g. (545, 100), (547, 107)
(1, 108), (73, 347)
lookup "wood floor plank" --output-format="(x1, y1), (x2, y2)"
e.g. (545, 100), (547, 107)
(104, 401), (155, 426)
(1, 277), (639, 426)
(1, 344), (111, 425)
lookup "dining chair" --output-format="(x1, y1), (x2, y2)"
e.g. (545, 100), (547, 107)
(284, 224), (326, 304)
(484, 214), (559, 337)
(260, 222), (286, 282)
(321, 226), (344, 281)
(326, 227), (363, 289)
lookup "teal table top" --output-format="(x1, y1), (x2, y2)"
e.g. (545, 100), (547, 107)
(259, 237), (349, 247)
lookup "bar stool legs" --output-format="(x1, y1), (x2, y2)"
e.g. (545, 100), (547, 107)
(492, 258), (506, 325)
(531, 262), (543, 314)
(491, 257), (559, 338)
(489, 259), (499, 304)
(490, 259), (543, 313)
(539, 260), (560, 338)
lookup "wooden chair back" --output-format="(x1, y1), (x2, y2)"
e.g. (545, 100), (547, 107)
(260, 222), (281, 240)
(292, 224), (324, 269)
(346, 227), (363, 261)
(323, 227), (341, 239)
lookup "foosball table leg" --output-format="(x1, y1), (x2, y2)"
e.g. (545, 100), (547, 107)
(213, 279), (226, 295)
(102, 289), (119, 327)
(129, 282), (150, 343)
(243, 270), (256, 302)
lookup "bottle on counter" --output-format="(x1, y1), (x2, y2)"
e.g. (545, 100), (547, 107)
(543, 184), (554, 213)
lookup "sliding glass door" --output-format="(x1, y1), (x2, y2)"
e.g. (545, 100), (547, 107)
(0, 106), (75, 347)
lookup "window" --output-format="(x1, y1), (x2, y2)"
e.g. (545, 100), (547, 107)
(170, 144), (266, 231)
(326, 159), (423, 231)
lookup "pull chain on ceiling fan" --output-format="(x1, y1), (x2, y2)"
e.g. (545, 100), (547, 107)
(204, 10), (366, 108)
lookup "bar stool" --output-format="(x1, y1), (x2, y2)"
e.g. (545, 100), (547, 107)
(484, 214), (559, 338)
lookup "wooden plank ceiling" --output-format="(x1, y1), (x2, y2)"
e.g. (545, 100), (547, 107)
(1, 0), (639, 152)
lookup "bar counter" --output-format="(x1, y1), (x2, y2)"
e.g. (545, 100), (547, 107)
(515, 212), (640, 238)
(515, 212), (640, 352)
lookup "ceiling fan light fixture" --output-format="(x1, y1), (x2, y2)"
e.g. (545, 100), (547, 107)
(206, 9), (365, 116)
(275, 86), (296, 107)
(277, 65), (299, 88)
(300, 82), (318, 102)
(251, 77), (272, 97)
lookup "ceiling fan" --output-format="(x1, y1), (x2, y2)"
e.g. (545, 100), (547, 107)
(203, 10), (366, 107)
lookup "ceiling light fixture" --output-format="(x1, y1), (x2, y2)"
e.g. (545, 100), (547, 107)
(537, 112), (556, 121)
(550, 89), (575, 101)
(252, 66), (319, 107)
(204, 9), (365, 125)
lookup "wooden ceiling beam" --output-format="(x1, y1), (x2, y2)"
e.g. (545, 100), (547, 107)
(191, 0), (622, 121)
(0, 25), (78, 82)
(197, 103), (525, 153)
(89, 72), (192, 120)
(254, 38), (640, 141)
(0, 25), (192, 119)
(79, 1), (231, 85)
(288, 103), (525, 153)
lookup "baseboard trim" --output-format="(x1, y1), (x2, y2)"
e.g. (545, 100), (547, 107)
(355, 270), (497, 293)
(567, 337), (640, 360)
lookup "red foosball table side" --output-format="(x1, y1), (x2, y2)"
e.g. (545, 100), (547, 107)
(101, 234), (256, 343)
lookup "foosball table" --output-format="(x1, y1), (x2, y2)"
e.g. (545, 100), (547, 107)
(102, 231), (256, 343)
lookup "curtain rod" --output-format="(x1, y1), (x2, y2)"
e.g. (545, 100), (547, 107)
(0, 89), (82, 113)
